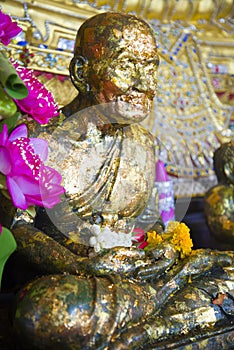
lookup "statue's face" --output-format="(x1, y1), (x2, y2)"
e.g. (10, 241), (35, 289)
(78, 17), (159, 124)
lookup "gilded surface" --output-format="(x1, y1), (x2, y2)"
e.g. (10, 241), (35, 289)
(2, 0), (234, 196)
(10, 12), (234, 350)
(13, 223), (234, 349)
(32, 12), (158, 234)
(204, 141), (234, 246)
(83, 0), (234, 21)
(46, 116), (155, 230)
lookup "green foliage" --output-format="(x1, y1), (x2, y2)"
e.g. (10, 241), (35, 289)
(0, 226), (17, 288)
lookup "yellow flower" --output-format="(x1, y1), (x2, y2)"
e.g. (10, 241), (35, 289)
(168, 222), (193, 258)
(146, 222), (193, 258)
(165, 221), (180, 233)
(146, 231), (163, 246)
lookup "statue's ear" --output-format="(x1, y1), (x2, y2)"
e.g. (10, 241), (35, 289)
(69, 55), (90, 93)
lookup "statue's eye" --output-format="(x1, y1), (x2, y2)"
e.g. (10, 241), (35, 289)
(144, 62), (157, 74)
(116, 60), (136, 72)
(110, 60), (136, 80)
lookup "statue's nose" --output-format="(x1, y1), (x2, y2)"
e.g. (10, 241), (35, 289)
(136, 69), (157, 94)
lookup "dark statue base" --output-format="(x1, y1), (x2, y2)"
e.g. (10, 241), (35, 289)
(0, 197), (233, 350)
(0, 293), (233, 350)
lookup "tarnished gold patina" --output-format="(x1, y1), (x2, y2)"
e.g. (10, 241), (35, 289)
(12, 12), (234, 350)
(33, 12), (159, 234)
(204, 141), (234, 246)
(13, 224), (234, 349)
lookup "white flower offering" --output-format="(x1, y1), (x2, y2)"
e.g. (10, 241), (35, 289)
(89, 224), (133, 252)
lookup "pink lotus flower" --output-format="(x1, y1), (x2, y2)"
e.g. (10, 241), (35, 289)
(0, 11), (22, 46)
(12, 64), (59, 124)
(0, 124), (65, 210)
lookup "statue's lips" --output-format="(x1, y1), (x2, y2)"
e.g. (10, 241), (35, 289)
(117, 91), (153, 114)
(95, 90), (154, 122)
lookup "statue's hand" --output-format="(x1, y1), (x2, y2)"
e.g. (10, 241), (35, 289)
(86, 243), (178, 281)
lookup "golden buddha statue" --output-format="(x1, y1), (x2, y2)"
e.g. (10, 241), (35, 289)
(12, 12), (234, 350)
(30, 11), (159, 237)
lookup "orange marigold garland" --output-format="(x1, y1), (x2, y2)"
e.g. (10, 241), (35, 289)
(168, 222), (193, 258)
(143, 221), (193, 258)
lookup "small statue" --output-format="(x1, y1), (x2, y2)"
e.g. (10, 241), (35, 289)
(204, 141), (234, 246)
(12, 12), (234, 350)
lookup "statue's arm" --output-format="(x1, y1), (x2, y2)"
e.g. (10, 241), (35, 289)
(12, 223), (179, 281)
(12, 224), (89, 276)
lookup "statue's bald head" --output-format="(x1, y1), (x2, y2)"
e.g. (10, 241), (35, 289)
(74, 12), (157, 61)
(70, 12), (158, 94)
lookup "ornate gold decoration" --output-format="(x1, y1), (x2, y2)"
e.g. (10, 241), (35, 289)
(73, 0), (234, 22)
(2, 43), (73, 75)
(142, 21), (233, 197)
(36, 74), (77, 108)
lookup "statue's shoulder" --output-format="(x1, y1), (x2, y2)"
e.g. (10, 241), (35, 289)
(124, 123), (155, 147)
